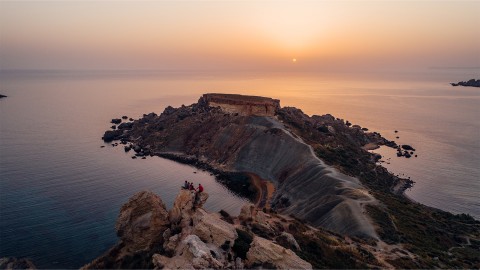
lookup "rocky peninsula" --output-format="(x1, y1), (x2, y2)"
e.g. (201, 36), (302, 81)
(450, 79), (480, 88)
(97, 93), (479, 268)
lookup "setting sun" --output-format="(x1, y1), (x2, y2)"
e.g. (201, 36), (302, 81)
(292, 58), (297, 63)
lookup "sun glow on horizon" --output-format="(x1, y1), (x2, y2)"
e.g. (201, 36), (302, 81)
(0, 1), (478, 71)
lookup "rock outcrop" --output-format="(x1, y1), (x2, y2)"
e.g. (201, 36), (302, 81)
(450, 79), (480, 87)
(85, 190), (314, 270)
(246, 236), (312, 269)
(115, 191), (170, 252)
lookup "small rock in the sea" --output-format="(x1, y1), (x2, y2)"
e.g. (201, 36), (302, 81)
(402, 144), (415, 151)
(193, 171), (197, 174)
(124, 145), (131, 152)
(131, 156), (137, 159)
(111, 118), (122, 124)
(396, 136), (399, 139)
(394, 130), (398, 133)
(141, 156), (146, 159)
(122, 115), (128, 119)
(111, 125), (116, 129)
(0, 94), (7, 98)
(129, 118), (134, 121)
(415, 155), (418, 157)
(100, 145), (105, 148)
(112, 144), (115, 147)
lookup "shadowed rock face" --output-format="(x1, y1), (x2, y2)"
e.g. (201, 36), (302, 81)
(180, 115), (377, 238)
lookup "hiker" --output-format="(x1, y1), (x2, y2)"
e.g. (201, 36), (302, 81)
(182, 180), (189, 189)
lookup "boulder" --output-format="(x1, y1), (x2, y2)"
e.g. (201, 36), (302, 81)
(192, 209), (238, 247)
(246, 236), (312, 269)
(115, 191), (170, 252)
(239, 203), (256, 221)
(102, 130), (122, 142)
(111, 118), (122, 124)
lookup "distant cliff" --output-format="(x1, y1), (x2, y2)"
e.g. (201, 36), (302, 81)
(101, 94), (480, 268)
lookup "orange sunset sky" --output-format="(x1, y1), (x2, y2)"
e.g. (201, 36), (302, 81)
(1, 1), (479, 71)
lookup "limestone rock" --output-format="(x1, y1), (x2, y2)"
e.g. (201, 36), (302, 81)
(115, 191), (169, 252)
(239, 203), (255, 221)
(192, 209), (238, 247)
(246, 236), (312, 269)
(169, 189), (196, 225)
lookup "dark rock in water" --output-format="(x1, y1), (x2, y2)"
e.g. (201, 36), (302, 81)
(345, 121), (352, 127)
(396, 136), (399, 139)
(415, 154), (418, 157)
(451, 79), (480, 88)
(402, 144), (415, 151)
(394, 130), (398, 133)
(124, 145), (131, 152)
(111, 118), (122, 124)
(102, 130), (122, 142)
(110, 125), (116, 130)
(122, 116), (128, 119)
(141, 156), (146, 159)
(0, 257), (36, 269)
(118, 122), (133, 130)
(100, 145), (105, 148)
(131, 156), (137, 159)
(361, 127), (369, 131)
(404, 151), (411, 158)
(133, 145), (141, 153)
(129, 118), (134, 121)
(0, 94), (7, 99)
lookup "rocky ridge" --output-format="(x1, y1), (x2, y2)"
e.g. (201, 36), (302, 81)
(84, 190), (425, 269)
(100, 94), (480, 268)
(83, 190), (316, 269)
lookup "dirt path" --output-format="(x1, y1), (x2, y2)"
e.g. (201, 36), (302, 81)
(248, 173), (275, 209)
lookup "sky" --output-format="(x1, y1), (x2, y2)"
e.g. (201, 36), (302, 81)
(0, 0), (479, 72)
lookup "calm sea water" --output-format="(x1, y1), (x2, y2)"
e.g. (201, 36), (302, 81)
(1, 70), (479, 268)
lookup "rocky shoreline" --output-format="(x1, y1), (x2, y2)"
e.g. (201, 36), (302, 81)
(97, 93), (479, 268)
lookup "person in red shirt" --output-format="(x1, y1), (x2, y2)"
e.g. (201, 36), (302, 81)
(197, 184), (204, 193)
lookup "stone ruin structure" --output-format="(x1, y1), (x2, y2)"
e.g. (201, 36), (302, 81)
(200, 93), (281, 116)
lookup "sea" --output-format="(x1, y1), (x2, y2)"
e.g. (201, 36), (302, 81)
(1, 69), (479, 268)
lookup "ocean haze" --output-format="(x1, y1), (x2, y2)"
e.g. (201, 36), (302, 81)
(0, 69), (479, 268)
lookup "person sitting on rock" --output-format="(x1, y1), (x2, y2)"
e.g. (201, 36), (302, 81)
(197, 183), (204, 193)
(182, 180), (189, 189)
(189, 182), (195, 191)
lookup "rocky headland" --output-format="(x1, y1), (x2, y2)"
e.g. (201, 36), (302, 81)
(97, 93), (479, 268)
(0, 94), (7, 99)
(450, 79), (480, 88)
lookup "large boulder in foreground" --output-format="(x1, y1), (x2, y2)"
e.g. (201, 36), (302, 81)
(115, 191), (169, 252)
(192, 209), (238, 247)
(246, 236), (312, 269)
